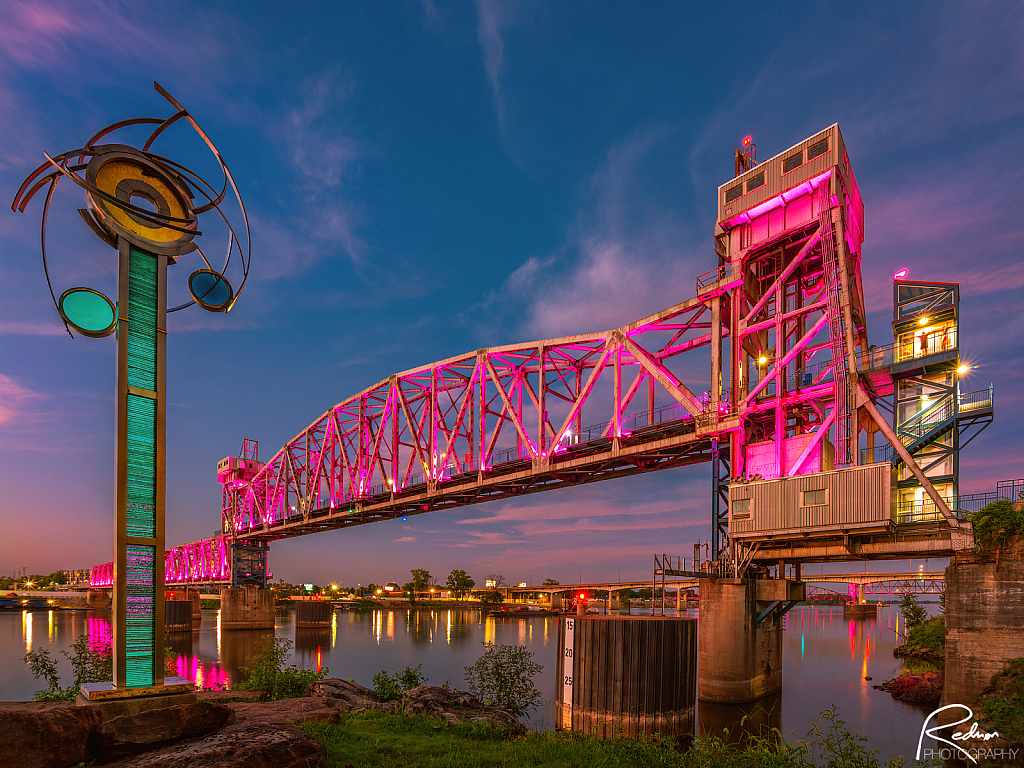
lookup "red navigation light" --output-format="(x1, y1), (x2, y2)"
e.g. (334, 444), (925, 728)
(743, 136), (752, 146)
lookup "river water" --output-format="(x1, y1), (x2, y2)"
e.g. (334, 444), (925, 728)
(0, 603), (939, 762)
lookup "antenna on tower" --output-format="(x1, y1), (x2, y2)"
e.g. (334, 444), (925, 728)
(734, 136), (757, 177)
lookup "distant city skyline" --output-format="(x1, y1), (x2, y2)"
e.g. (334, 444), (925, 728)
(1, 2), (1021, 585)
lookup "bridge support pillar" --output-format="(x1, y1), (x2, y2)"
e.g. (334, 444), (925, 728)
(219, 585), (274, 630)
(87, 588), (111, 610)
(550, 593), (563, 611)
(698, 578), (804, 703)
(609, 591), (619, 611)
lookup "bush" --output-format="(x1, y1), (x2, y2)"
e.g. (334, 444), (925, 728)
(980, 657), (1024, 740)
(234, 635), (327, 700)
(973, 499), (1024, 549)
(464, 642), (543, 717)
(372, 664), (428, 701)
(24, 634), (114, 701)
(904, 615), (945, 655)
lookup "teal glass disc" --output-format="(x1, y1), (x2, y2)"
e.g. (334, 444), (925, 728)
(188, 269), (233, 311)
(58, 287), (116, 337)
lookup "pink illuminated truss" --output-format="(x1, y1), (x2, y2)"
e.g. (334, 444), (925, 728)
(222, 279), (744, 542)
(91, 535), (232, 586)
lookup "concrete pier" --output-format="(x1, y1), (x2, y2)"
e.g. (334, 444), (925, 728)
(698, 578), (804, 703)
(219, 585), (274, 630)
(86, 588), (111, 610)
(943, 536), (1024, 711)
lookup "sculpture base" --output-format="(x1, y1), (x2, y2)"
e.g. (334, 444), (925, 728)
(77, 677), (197, 718)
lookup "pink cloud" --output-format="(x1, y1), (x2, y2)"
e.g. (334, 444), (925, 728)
(393, 536), (416, 543)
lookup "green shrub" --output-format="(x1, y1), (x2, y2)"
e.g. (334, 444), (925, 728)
(904, 615), (945, 654)
(234, 635), (326, 700)
(372, 664), (428, 701)
(972, 499), (1024, 549)
(980, 656), (1024, 740)
(24, 634), (114, 701)
(464, 642), (543, 717)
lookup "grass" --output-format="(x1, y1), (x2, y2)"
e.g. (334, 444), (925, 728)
(303, 708), (912, 768)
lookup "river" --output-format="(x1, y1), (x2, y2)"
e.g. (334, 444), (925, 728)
(0, 602), (940, 761)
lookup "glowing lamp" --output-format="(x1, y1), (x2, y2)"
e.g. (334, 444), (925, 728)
(758, 356), (767, 365)
(918, 317), (929, 326)
(402, 515), (408, 522)
(957, 365), (970, 375)
(743, 137), (752, 146)
(893, 269), (908, 280)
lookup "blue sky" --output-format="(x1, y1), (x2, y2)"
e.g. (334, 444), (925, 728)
(1, 1), (1022, 587)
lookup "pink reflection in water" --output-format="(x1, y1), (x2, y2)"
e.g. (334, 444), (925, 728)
(173, 654), (231, 690)
(88, 616), (113, 654)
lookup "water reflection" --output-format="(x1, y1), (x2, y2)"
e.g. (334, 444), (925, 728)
(699, 691), (783, 748)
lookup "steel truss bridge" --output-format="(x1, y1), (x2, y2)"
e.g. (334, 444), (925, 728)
(91, 125), (994, 589)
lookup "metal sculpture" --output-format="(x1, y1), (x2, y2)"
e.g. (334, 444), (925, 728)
(13, 82), (249, 694)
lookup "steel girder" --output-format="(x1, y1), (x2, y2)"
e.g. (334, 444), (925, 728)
(91, 535), (231, 587)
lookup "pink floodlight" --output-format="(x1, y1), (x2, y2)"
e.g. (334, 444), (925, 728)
(893, 269), (908, 280)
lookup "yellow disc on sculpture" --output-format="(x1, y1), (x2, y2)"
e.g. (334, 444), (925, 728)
(85, 148), (198, 257)
(94, 160), (188, 243)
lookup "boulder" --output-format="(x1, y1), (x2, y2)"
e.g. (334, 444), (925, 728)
(304, 678), (380, 710)
(94, 701), (235, 761)
(103, 722), (321, 768)
(400, 685), (526, 733)
(873, 670), (945, 705)
(226, 697), (341, 726)
(0, 701), (102, 768)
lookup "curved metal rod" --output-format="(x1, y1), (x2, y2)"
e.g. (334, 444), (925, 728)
(144, 151), (227, 213)
(40, 177), (73, 338)
(42, 153), (201, 235)
(85, 116), (165, 150)
(143, 110), (187, 152)
(16, 163), (90, 213)
(11, 150), (89, 211)
(154, 82), (250, 304)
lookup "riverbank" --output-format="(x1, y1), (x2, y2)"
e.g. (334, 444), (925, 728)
(303, 707), (908, 768)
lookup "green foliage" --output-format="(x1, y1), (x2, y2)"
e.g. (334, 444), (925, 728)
(899, 592), (927, 634)
(24, 634), (113, 701)
(542, 578), (559, 586)
(373, 664), (428, 701)
(235, 635), (327, 700)
(304, 706), (909, 768)
(972, 499), (1024, 549)
(905, 615), (945, 655)
(979, 656), (1024, 740)
(478, 590), (504, 607)
(410, 569), (433, 593)
(446, 569), (475, 599)
(403, 582), (417, 603)
(464, 642), (543, 717)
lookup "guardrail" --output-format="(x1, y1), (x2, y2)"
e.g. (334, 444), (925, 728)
(857, 329), (958, 372)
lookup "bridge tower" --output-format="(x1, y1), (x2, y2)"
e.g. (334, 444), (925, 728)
(715, 125), (865, 544)
(217, 439), (270, 588)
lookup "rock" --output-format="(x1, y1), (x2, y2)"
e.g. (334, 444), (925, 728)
(305, 678), (380, 711)
(400, 686), (526, 734)
(872, 670), (944, 705)
(226, 697), (341, 726)
(94, 701), (235, 761)
(103, 722), (321, 768)
(0, 701), (102, 768)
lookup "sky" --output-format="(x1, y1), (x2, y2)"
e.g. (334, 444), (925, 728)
(1, 1), (1022, 588)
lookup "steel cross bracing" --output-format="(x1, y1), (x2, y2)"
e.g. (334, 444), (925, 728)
(223, 282), (742, 543)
